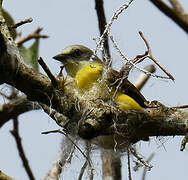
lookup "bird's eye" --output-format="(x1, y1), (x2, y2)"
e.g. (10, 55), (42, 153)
(72, 49), (82, 57)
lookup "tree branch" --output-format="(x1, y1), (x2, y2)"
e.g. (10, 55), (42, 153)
(94, 0), (111, 64)
(11, 117), (35, 180)
(149, 0), (188, 34)
(0, 6), (187, 150)
(0, 95), (40, 128)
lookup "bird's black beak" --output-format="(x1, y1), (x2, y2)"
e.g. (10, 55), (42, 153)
(53, 54), (67, 62)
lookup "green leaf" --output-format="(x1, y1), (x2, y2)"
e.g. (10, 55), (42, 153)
(19, 38), (39, 71)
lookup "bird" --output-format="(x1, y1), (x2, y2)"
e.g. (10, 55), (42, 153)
(53, 44), (147, 110)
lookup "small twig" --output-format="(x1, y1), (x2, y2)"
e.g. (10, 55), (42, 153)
(169, 0), (184, 13)
(139, 31), (175, 81)
(42, 136), (76, 180)
(141, 153), (154, 180)
(78, 161), (88, 180)
(129, 147), (152, 170)
(10, 17), (33, 29)
(17, 34), (48, 46)
(180, 133), (188, 151)
(94, 0), (134, 54)
(171, 104), (188, 109)
(134, 64), (156, 90)
(38, 57), (58, 88)
(110, 33), (169, 79)
(57, 65), (65, 78)
(149, 0), (188, 34)
(86, 142), (94, 180)
(0, 95), (40, 128)
(78, 141), (93, 180)
(127, 149), (132, 180)
(42, 129), (91, 167)
(169, 0), (188, 23)
(33, 27), (43, 34)
(16, 27), (48, 46)
(78, 142), (89, 180)
(94, 0), (111, 65)
(131, 51), (149, 64)
(11, 117), (35, 180)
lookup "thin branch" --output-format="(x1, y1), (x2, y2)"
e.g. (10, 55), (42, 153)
(16, 27), (48, 46)
(94, 0), (111, 64)
(42, 129), (92, 167)
(169, 0), (184, 13)
(180, 133), (188, 151)
(10, 117), (35, 180)
(109, 33), (170, 79)
(149, 0), (188, 34)
(17, 34), (48, 46)
(141, 153), (155, 180)
(38, 57), (58, 88)
(127, 149), (132, 180)
(78, 161), (88, 180)
(139, 31), (175, 81)
(94, 0), (134, 54)
(78, 142), (93, 180)
(42, 136), (76, 180)
(10, 17), (33, 29)
(134, 64), (156, 90)
(0, 95), (40, 128)
(129, 147), (152, 170)
(169, 0), (188, 23)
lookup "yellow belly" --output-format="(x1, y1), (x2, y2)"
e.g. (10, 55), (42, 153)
(115, 92), (142, 110)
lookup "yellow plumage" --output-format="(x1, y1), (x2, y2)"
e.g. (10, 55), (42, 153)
(75, 61), (142, 110)
(75, 62), (103, 90)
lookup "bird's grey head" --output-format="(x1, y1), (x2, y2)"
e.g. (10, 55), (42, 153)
(53, 44), (95, 63)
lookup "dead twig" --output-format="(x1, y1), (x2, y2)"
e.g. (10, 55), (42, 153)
(94, 0), (134, 55)
(78, 142), (93, 180)
(134, 64), (156, 90)
(169, 0), (188, 23)
(94, 0), (111, 65)
(0, 95), (40, 128)
(38, 57), (58, 88)
(42, 129), (92, 167)
(10, 17), (33, 29)
(149, 0), (188, 34)
(78, 161), (88, 180)
(127, 149), (132, 180)
(139, 31), (175, 81)
(16, 27), (48, 46)
(141, 153), (155, 180)
(10, 117), (35, 180)
(129, 147), (152, 170)
(180, 133), (188, 151)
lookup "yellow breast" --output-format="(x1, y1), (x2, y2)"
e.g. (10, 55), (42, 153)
(75, 62), (103, 90)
